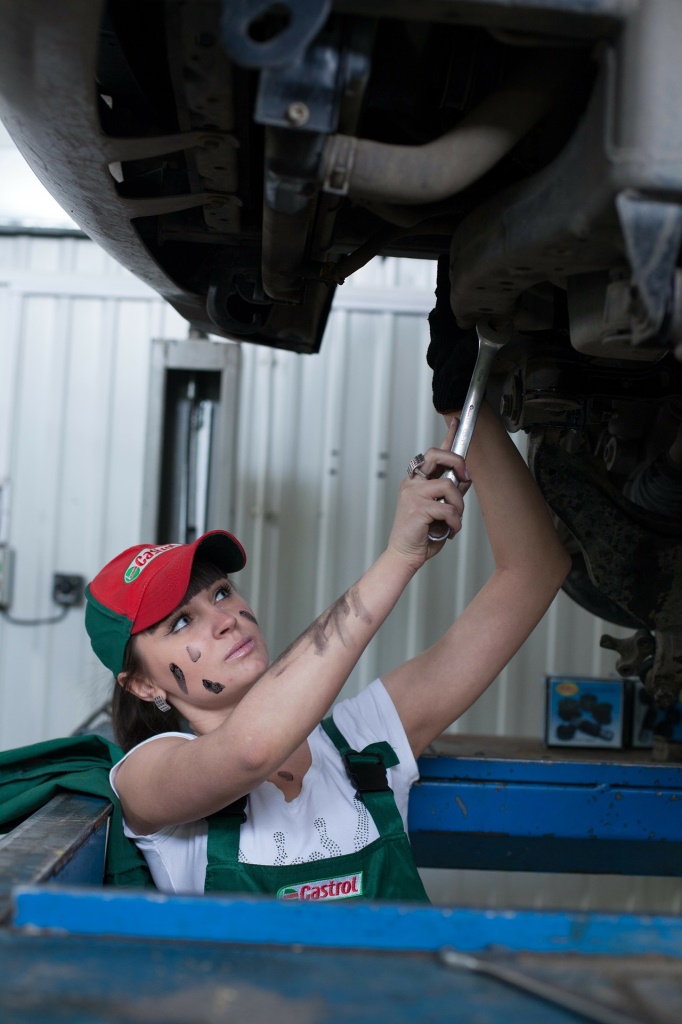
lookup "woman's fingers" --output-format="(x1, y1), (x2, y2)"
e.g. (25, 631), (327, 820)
(440, 417), (459, 450)
(422, 497), (464, 549)
(389, 464), (468, 566)
(410, 475), (466, 527)
(418, 446), (471, 486)
(395, 426), (472, 561)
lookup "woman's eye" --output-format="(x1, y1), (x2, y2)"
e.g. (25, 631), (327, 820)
(170, 614), (190, 633)
(215, 585), (232, 602)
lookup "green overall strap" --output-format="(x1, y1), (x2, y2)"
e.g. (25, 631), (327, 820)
(207, 795), (247, 863)
(321, 717), (406, 838)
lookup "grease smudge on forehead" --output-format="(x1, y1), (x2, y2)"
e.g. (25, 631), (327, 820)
(202, 679), (225, 694)
(169, 663), (188, 693)
(240, 610), (258, 625)
(186, 646), (202, 663)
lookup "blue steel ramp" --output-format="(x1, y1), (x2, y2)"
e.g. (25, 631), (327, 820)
(2, 738), (682, 1022)
(411, 735), (682, 875)
(4, 888), (682, 1023)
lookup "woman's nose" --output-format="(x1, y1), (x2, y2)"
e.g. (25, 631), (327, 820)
(212, 605), (237, 633)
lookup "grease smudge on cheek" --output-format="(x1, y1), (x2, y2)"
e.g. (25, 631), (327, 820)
(186, 646), (202, 663)
(202, 679), (225, 694)
(169, 663), (188, 694)
(277, 770), (294, 782)
(240, 610), (258, 625)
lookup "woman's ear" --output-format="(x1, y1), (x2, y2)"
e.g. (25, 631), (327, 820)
(117, 671), (158, 704)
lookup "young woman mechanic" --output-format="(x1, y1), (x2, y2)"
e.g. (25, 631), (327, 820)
(84, 266), (570, 903)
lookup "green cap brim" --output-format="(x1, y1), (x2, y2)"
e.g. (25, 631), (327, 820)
(85, 585), (135, 678)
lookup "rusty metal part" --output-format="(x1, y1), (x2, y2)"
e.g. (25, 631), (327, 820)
(319, 52), (576, 205)
(496, 345), (681, 435)
(646, 628), (682, 708)
(530, 439), (682, 705)
(600, 629), (655, 680)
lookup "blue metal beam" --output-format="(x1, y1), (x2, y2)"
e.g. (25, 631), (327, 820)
(12, 886), (682, 956)
(409, 751), (682, 874)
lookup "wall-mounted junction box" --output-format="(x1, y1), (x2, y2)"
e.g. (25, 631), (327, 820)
(52, 573), (85, 607)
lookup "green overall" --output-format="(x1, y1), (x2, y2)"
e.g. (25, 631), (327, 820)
(205, 717), (429, 903)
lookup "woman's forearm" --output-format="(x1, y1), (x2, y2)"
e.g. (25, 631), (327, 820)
(458, 402), (570, 581)
(226, 547), (416, 773)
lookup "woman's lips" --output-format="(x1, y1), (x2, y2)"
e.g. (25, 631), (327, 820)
(225, 637), (255, 660)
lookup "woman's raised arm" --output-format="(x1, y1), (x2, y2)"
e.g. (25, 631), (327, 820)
(382, 401), (571, 757)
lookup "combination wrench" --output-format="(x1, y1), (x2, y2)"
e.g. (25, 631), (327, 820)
(427, 319), (513, 542)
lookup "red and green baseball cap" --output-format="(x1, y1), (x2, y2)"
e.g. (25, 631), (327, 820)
(85, 531), (246, 677)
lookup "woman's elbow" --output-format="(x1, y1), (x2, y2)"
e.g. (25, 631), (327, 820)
(512, 539), (571, 599)
(232, 735), (273, 781)
(538, 544), (572, 605)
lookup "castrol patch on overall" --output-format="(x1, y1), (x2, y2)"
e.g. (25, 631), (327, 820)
(277, 872), (364, 902)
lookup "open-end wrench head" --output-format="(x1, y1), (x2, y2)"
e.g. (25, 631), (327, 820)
(427, 319), (513, 543)
(476, 318), (514, 348)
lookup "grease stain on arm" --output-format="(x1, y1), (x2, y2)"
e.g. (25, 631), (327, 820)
(269, 585), (374, 677)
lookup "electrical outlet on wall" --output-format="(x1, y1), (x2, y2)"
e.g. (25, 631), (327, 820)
(52, 573), (85, 607)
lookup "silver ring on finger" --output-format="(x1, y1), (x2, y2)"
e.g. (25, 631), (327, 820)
(407, 453), (426, 478)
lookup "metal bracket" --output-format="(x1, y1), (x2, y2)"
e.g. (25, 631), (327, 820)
(615, 191), (682, 348)
(320, 133), (357, 195)
(220, 0), (332, 70)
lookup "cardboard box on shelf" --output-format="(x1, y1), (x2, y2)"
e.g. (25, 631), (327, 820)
(545, 676), (626, 749)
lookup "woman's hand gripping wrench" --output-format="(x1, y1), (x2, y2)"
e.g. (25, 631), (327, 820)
(428, 320), (513, 542)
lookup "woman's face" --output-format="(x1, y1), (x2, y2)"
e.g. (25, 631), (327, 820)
(132, 577), (270, 714)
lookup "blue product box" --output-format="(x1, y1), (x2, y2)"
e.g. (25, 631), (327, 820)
(545, 675), (625, 749)
(629, 679), (682, 748)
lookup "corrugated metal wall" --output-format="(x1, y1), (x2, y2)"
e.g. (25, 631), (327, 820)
(1, 235), (677, 911)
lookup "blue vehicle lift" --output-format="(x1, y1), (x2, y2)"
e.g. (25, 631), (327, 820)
(1, 734), (681, 1023)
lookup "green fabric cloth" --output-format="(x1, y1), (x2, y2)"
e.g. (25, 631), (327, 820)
(0, 734), (153, 888)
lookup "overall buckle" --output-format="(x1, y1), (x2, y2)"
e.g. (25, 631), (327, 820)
(343, 751), (390, 801)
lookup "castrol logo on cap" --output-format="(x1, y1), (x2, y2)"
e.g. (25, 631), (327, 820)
(277, 871), (363, 902)
(124, 544), (180, 583)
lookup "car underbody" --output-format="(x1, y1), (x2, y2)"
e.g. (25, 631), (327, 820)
(1, 0), (681, 706)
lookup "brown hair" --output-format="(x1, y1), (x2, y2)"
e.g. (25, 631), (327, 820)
(112, 560), (233, 751)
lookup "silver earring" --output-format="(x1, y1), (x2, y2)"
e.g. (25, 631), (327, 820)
(154, 694), (171, 713)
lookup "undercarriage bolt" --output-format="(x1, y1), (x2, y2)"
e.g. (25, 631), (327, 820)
(286, 102), (310, 127)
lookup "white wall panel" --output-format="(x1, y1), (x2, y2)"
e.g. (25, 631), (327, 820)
(0, 236), (674, 912)
(0, 241), (186, 746)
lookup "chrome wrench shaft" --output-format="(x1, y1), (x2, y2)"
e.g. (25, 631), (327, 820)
(427, 319), (512, 542)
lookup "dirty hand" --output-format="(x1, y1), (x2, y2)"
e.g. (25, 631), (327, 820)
(388, 419), (472, 569)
